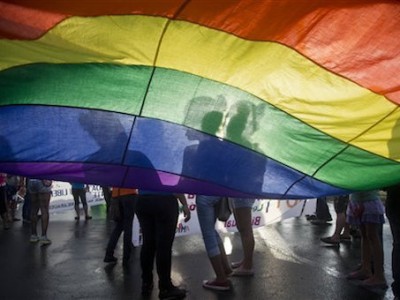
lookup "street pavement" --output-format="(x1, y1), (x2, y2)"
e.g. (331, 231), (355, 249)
(0, 202), (395, 300)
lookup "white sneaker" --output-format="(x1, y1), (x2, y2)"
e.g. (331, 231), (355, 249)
(40, 236), (52, 246)
(30, 235), (39, 243)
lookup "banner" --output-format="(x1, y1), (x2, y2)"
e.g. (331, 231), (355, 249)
(44, 182), (316, 246)
(48, 181), (106, 213)
(132, 195), (316, 246)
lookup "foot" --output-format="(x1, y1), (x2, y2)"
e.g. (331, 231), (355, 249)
(74, 216), (80, 220)
(40, 236), (52, 246)
(85, 215), (92, 220)
(231, 268), (254, 277)
(202, 279), (232, 291)
(346, 270), (371, 280)
(320, 236), (340, 245)
(30, 235), (39, 243)
(159, 285), (187, 299)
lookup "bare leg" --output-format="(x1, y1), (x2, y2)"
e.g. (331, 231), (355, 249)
(218, 243), (233, 275)
(362, 223), (386, 285)
(233, 207), (254, 270)
(209, 254), (229, 283)
(30, 193), (40, 236)
(347, 225), (372, 279)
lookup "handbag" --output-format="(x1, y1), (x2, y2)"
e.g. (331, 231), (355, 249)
(216, 197), (232, 222)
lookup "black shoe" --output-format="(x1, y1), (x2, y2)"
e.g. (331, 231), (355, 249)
(306, 215), (317, 221)
(159, 286), (186, 300)
(103, 255), (117, 263)
(142, 282), (154, 297)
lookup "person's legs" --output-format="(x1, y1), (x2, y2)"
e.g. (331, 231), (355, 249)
(360, 224), (373, 275)
(197, 195), (231, 286)
(362, 223), (386, 285)
(315, 197), (332, 221)
(233, 206), (254, 271)
(104, 218), (123, 262)
(386, 194), (400, 297)
(0, 186), (10, 229)
(22, 191), (31, 222)
(39, 192), (51, 242)
(101, 186), (112, 213)
(72, 189), (80, 219)
(136, 197), (156, 288)
(79, 189), (91, 219)
(347, 224), (372, 279)
(154, 196), (178, 290)
(30, 193), (40, 240)
(6, 185), (18, 221)
(121, 195), (136, 264)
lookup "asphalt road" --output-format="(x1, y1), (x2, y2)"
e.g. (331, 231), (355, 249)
(0, 203), (395, 300)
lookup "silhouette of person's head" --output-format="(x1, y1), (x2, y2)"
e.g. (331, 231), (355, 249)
(201, 111), (224, 135)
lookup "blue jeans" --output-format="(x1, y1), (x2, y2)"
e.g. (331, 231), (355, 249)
(196, 195), (223, 257)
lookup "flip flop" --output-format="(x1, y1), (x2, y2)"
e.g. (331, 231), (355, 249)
(232, 269), (254, 277)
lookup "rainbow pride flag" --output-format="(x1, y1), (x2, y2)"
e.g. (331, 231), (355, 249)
(1, 0), (400, 198)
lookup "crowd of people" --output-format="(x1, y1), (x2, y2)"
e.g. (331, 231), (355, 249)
(308, 190), (400, 299)
(1, 174), (399, 300)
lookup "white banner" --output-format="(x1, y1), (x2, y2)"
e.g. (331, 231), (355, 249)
(48, 181), (106, 213)
(132, 195), (316, 246)
(45, 182), (316, 247)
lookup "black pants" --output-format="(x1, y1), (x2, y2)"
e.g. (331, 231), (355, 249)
(386, 186), (400, 297)
(105, 194), (137, 261)
(136, 194), (178, 290)
(316, 197), (332, 220)
(0, 186), (7, 216)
